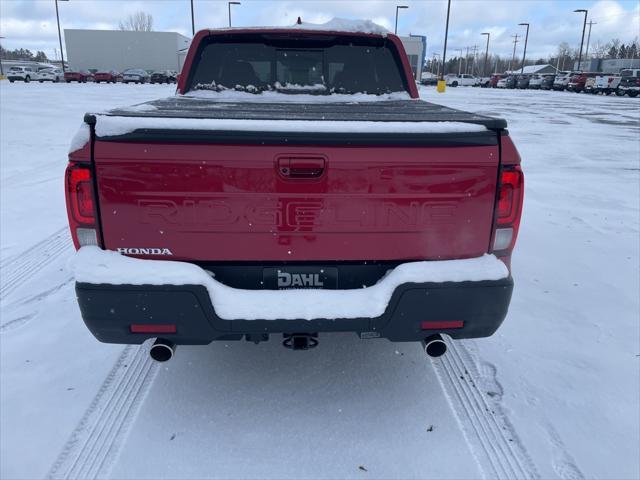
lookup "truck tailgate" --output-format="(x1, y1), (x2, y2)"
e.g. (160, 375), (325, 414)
(93, 145), (499, 261)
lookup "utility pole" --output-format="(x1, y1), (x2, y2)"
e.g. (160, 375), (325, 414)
(574, 9), (588, 71)
(465, 46), (470, 74)
(481, 32), (490, 77)
(457, 48), (463, 75)
(55, 0), (69, 73)
(471, 45), (478, 75)
(438, 0), (452, 92)
(518, 23), (530, 74)
(190, 0), (195, 36)
(432, 53), (441, 76)
(395, 5), (408, 35)
(509, 34), (520, 72)
(585, 20), (596, 61)
(0, 36), (4, 76)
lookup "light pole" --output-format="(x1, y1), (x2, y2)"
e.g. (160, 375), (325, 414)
(574, 9), (588, 71)
(481, 32), (490, 77)
(394, 5), (408, 35)
(228, 1), (240, 28)
(190, 0), (195, 36)
(518, 23), (529, 74)
(457, 48), (463, 75)
(585, 20), (596, 61)
(55, 0), (69, 73)
(438, 0), (452, 92)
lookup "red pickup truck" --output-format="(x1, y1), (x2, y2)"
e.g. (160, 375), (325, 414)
(66, 25), (524, 361)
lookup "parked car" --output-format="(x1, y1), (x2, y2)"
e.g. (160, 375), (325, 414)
(65, 70), (94, 83)
(94, 71), (122, 83)
(591, 74), (621, 95)
(528, 74), (554, 89)
(516, 75), (531, 89)
(583, 76), (597, 93)
(489, 74), (503, 88)
(7, 66), (36, 83)
(150, 70), (177, 84)
(420, 71), (438, 86)
(617, 68), (640, 97)
(66, 26), (524, 361)
(552, 71), (573, 91)
(36, 68), (64, 83)
(567, 72), (598, 93)
(540, 74), (556, 90)
(504, 75), (518, 89)
(477, 76), (490, 88)
(122, 69), (150, 84)
(445, 74), (480, 87)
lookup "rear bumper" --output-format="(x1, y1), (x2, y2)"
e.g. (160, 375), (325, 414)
(76, 277), (514, 345)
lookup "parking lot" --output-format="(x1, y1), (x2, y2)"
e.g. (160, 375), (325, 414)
(1, 82), (639, 479)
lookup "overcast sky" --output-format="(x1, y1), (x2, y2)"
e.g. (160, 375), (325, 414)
(1, 0), (638, 61)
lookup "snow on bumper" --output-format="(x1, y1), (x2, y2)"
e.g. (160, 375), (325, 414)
(74, 247), (509, 321)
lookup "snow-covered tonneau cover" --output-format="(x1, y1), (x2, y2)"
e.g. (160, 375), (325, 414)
(83, 97), (506, 147)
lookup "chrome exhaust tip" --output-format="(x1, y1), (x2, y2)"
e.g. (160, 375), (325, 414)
(422, 334), (447, 358)
(149, 338), (176, 362)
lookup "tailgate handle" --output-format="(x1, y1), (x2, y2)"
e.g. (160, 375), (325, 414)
(278, 157), (325, 179)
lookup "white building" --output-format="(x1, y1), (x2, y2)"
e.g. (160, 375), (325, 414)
(399, 35), (426, 80)
(504, 64), (558, 75)
(64, 29), (191, 72)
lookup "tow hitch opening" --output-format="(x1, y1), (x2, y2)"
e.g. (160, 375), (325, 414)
(283, 333), (319, 350)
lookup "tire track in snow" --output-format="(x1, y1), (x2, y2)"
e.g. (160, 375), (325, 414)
(433, 338), (540, 480)
(0, 227), (72, 302)
(47, 342), (159, 480)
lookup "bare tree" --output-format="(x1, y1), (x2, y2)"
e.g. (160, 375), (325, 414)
(119, 11), (154, 32)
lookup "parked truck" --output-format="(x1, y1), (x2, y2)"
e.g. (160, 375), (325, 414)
(617, 69), (640, 97)
(66, 23), (524, 361)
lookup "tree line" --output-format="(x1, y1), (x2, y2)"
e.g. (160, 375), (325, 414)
(426, 38), (638, 76)
(0, 46), (50, 62)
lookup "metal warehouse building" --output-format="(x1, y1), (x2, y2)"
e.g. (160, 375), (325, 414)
(64, 29), (191, 72)
(64, 29), (425, 78)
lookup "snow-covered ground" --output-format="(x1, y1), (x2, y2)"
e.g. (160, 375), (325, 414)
(1, 82), (638, 480)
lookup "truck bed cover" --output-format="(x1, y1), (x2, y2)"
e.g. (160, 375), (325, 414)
(88, 97), (506, 146)
(107, 97), (506, 128)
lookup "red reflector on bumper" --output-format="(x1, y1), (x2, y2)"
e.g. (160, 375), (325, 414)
(421, 321), (464, 330)
(130, 324), (177, 334)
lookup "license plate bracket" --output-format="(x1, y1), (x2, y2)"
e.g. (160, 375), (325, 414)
(263, 267), (338, 290)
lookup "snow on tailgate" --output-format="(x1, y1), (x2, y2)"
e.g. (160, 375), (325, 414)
(92, 115), (488, 138)
(73, 247), (509, 321)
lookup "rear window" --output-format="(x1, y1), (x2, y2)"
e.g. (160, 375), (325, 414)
(187, 35), (407, 95)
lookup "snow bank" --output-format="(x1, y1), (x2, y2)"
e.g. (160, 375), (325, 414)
(68, 122), (89, 153)
(94, 115), (487, 138)
(182, 90), (412, 103)
(73, 247), (508, 320)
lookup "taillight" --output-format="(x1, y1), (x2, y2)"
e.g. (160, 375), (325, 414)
(67, 166), (94, 224)
(492, 166), (524, 253)
(65, 162), (101, 249)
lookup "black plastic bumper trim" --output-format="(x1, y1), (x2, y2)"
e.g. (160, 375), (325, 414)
(76, 277), (513, 345)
